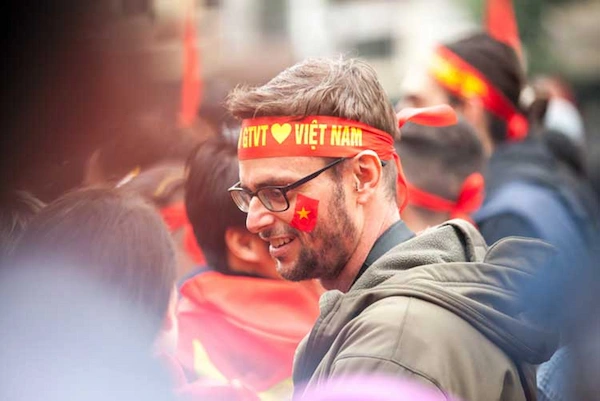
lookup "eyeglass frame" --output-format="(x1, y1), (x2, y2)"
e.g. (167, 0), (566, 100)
(228, 157), (347, 213)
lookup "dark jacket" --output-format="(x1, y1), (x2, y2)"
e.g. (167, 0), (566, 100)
(293, 220), (558, 401)
(475, 138), (598, 256)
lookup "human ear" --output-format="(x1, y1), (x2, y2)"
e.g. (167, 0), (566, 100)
(351, 150), (383, 204)
(225, 227), (263, 264)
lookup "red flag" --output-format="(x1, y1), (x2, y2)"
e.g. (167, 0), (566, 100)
(485, 0), (522, 59)
(291, 194), (319, 233)
(176, 272), (321, 393)
(179, 9), (201, 128)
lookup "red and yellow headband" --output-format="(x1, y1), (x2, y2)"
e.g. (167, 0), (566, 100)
(238, 105), (457, 211)
(430, 45), (527, 141)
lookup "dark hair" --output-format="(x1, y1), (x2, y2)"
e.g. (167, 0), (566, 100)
(395, 120), (484, 200)
(185, 134), (246, 274)
(226, 56), (399, 201)
(444, 32), (525, 144)
(13, 187), (176, 340)
(0, 190), (44, 263)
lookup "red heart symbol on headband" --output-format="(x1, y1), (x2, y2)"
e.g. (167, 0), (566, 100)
(271, 123), (292, 144)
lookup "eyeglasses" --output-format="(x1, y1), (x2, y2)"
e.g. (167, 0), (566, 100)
(228, 158), (346, 213)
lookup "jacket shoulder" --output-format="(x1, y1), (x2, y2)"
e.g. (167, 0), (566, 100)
(331, 296), (528, 401)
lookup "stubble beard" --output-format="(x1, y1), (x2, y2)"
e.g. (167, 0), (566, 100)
(280, 184), (357, 282)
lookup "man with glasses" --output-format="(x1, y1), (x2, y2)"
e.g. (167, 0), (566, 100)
(228, 157), (346, 237)
(226, 57), (557, 401)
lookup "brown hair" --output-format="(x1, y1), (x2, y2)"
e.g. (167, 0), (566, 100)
(227, 56), (399, 200)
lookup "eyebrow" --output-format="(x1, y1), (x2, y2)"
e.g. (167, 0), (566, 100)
(241, 176), (298, 191)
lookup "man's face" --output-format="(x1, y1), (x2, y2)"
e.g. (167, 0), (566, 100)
(397, 67), (450, 110)
(238, 157), (359, 282)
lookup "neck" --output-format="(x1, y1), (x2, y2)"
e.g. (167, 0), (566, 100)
(402, 206), (448, 233)
(320, 201), (400, 292)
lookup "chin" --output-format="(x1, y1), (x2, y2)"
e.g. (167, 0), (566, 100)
(275, 261), (295, 281)
(276, 261), (307, 282)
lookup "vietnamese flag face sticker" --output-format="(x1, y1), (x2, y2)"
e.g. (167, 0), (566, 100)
(291, 194), (319, 232)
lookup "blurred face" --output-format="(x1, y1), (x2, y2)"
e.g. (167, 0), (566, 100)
(238, 157), (359, 282)
(397, 68), (450, 110)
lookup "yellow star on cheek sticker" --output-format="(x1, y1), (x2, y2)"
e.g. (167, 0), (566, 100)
(296, 207), (311, 220)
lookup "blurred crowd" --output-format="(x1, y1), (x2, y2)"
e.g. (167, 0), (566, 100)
(1, 1), (599, 401)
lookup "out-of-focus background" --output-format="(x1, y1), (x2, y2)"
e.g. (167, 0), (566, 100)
(120, 0), (600, 132)
(1, 2), (598, 400)
(1, 0), (598, 198)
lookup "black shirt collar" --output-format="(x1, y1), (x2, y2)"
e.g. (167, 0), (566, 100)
(352, 220), (415, 286)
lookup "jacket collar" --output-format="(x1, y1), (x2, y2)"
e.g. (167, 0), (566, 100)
(351, 220), (414, 288)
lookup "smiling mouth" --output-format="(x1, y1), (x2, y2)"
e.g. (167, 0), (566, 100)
(271, 238), (293, 249)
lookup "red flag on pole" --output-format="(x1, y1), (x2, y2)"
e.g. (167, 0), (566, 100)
(179, 6), (201, 128)
(485, 0), (522, 59)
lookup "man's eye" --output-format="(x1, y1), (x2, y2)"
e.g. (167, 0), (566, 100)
(261, 188), (285, 201)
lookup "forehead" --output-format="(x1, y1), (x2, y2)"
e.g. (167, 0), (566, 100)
(238, 157), (325, 189)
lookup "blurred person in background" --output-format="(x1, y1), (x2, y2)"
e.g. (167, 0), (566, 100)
(226, 56), (557, 401)
(0, 265), (177, 401)
(10, 188), (185, 387)
(567, 242), (600, 400)
(119, 161), (206, 283)
(399, 32), (598, 251)
(393, 119), (485, 232)
(588, 140), (600, 201)
(196, 78), (240, 136)
(399, 31), (599, 401)
(535, 239), (600, 401)
(530, 75), (587, 178)
(178, 134), (322, 400)
(530, 76), (598, 401)
(109, 76), (248, 282)
(0, 190), (44, 265)
(83, 116), (201, 189)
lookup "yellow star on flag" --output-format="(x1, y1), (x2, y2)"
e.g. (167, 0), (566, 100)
(296, 207), (311, 220)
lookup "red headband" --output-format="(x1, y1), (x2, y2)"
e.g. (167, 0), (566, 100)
(430, 45), (528, 141)
(238, 106), (457, 211)
(406, 172), (485, 225)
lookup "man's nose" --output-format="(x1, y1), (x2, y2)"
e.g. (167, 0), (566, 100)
(245, 196), (276, 234)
